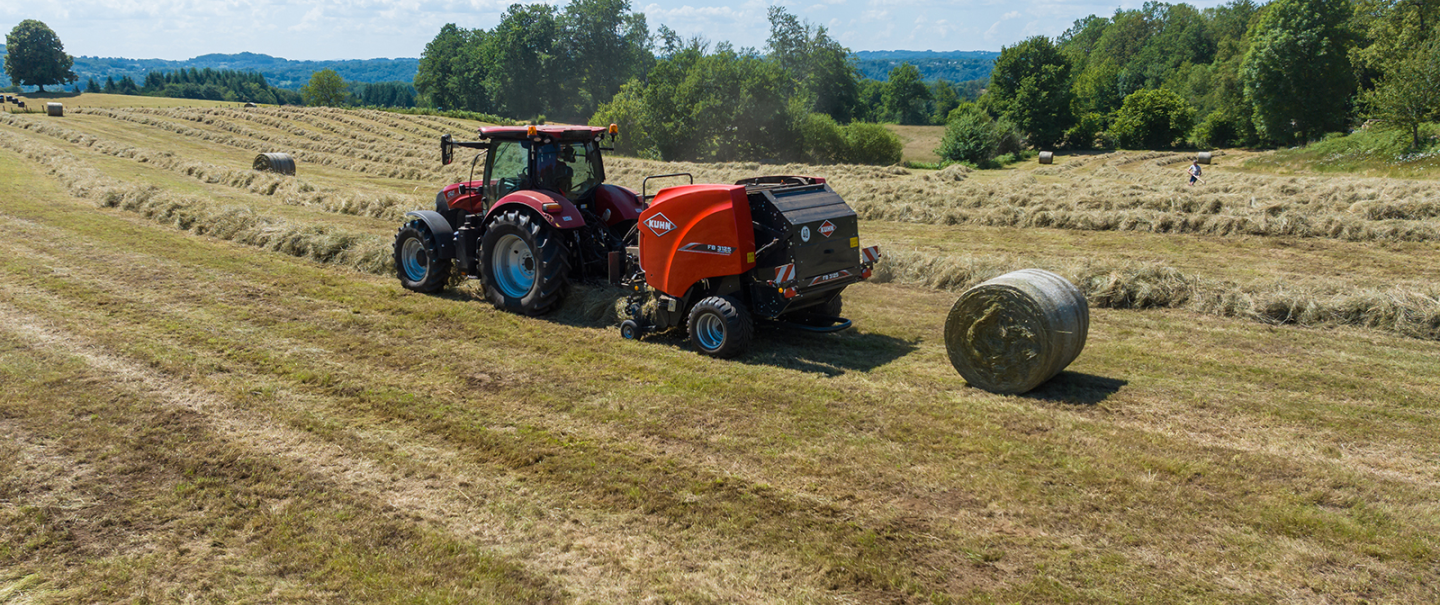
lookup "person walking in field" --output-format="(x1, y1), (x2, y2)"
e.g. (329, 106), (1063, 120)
(1186, 160), (1204, 186)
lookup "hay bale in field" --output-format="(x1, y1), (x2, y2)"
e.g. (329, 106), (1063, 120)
(944, 269), (1089, 394)
(1198, 151), (1212, 165)
(46, 103), (64, 117)
(1039, 151), (1054, 164)
(253, 152), (296, 176)
(244, 102), (257, 108)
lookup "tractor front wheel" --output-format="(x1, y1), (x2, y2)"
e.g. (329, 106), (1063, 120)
(480, 210), (570, 315)
(687, 295), (753, 358)
(394, 220), (452, 293)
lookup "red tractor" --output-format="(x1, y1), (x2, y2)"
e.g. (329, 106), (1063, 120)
(394, 125), (880, 357)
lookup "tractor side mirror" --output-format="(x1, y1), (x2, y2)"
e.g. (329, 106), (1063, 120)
(441, 134), (454, 166)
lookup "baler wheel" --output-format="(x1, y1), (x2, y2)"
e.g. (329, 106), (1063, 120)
(620, 320), (641, 340)
(480, 210), (570, 315)
(687, 295), (753, 358)
(394, 220), (452, 293)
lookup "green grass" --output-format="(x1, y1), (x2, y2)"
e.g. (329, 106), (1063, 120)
(1244, 123), (1440, 177)
(2, 108), (1440, 603)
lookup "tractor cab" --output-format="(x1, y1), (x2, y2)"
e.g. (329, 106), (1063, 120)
(443, 125), (616, 208)
(486, 137), (604, 203)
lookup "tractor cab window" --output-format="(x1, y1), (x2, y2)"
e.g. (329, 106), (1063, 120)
(534, 142), (601, 201)
(486, 140), (527, 201)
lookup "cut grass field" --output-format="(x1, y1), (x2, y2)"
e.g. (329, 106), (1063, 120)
(2, 106), (1439, 603)
(4, 92), (246, 110)
(885, 124), (946, 164)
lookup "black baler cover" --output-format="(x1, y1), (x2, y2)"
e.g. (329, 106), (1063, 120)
(747, 183), (861, 280)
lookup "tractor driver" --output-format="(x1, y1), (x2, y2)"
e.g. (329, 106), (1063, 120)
(534, 144), (575, 197)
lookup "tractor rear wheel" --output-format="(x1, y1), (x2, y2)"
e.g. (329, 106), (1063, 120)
(394, 220), (451, 293)
(687, 295), (753, 358)
(480, 210), (570, 315)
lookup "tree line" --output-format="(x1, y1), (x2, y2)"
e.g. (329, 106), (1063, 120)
(81, 68), (304, 105)
(413, 0), (1439, 166)
(939, 0), (1440, 165)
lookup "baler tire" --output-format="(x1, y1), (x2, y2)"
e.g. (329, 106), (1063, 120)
(687, 295), (753, 359)
(480, 210), (570, 315)
(394, 220), (452, 293)
(620, 319), (640, 340)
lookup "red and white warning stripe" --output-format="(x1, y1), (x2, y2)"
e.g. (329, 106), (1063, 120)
(773, 263), (796, 284)
(861, 245), (881, 264)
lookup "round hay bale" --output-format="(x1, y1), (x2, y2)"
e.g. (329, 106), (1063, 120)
(253, 152), (296, 176)
(1197, 151), (1212, 164)
(46, 103), (64, 117)
(244, 102), (257, 108)
(1038, 151), (1054, 164)
(944, 269), (1089, 394)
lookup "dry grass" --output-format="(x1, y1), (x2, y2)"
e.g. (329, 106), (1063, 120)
(884, 124), (946, 164)
(4, 107), (1440, 602)
(9, 91), (243, 109)
(874, 246), (1440, 340)
(605, 152), (1440, 244)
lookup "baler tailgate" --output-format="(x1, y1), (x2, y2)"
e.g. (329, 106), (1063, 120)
(749, 184), (861, 279)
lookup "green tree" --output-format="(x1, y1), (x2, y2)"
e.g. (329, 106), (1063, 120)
(1111, 87), (1196, 148)
(1242, 0), (1356, 144)
(766, 7), (861, 122)
(85, 76), (100, 93)
(937, 105), (1001, 164)
(1363, 40), (1440, 148)
(839, 122), (903, 164)
(415, 24), (491, 112)
(482, 4), (561, 119)
(931, 80), (959, 124)
(1351, 0), (1440, 84)
(882, 63), (930, 124)
(3, 20), (76, 92)
(984, 36), (1075, 148)
(302, 69), (348, 107)
(556, 0), (652, 120)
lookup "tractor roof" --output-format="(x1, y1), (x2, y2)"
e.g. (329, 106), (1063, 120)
(479, 125), (609, 142)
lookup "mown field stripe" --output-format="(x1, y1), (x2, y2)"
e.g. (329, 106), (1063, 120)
(4, 149), (1439, 602)
(0, 328), (567, 603)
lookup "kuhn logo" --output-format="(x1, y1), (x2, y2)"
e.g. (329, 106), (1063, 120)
(819, 220), (836, 237)
(645, 213), (677, 237)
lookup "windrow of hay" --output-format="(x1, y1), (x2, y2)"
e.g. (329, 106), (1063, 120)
(144, 106), (443, 173)
(874, 247), (1440, 340)
(72, 107), (443, 181)
(0, 131), (392, 275)
(0, 114), (425, 222)
(605, 154), (1440, 243)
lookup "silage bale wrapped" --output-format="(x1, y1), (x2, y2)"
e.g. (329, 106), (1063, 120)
(944, 269), (1088, 394)
(253, 152), (296, 175)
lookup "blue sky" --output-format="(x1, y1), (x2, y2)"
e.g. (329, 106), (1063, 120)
(2, 0), (1230, 61)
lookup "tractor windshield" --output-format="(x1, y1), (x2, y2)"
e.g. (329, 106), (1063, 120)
(534, 142), (601, 201)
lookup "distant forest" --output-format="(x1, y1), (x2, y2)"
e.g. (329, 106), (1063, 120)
(852, 50), (1000, 83)
(66, 67), (418, 108)
(0, 46), (990, 90)
(0, 47), (419, 91)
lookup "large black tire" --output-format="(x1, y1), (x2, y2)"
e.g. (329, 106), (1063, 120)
(394, 220), (452, 293)
(687, 295), (754, 359)
(480, 210), (570, 315)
